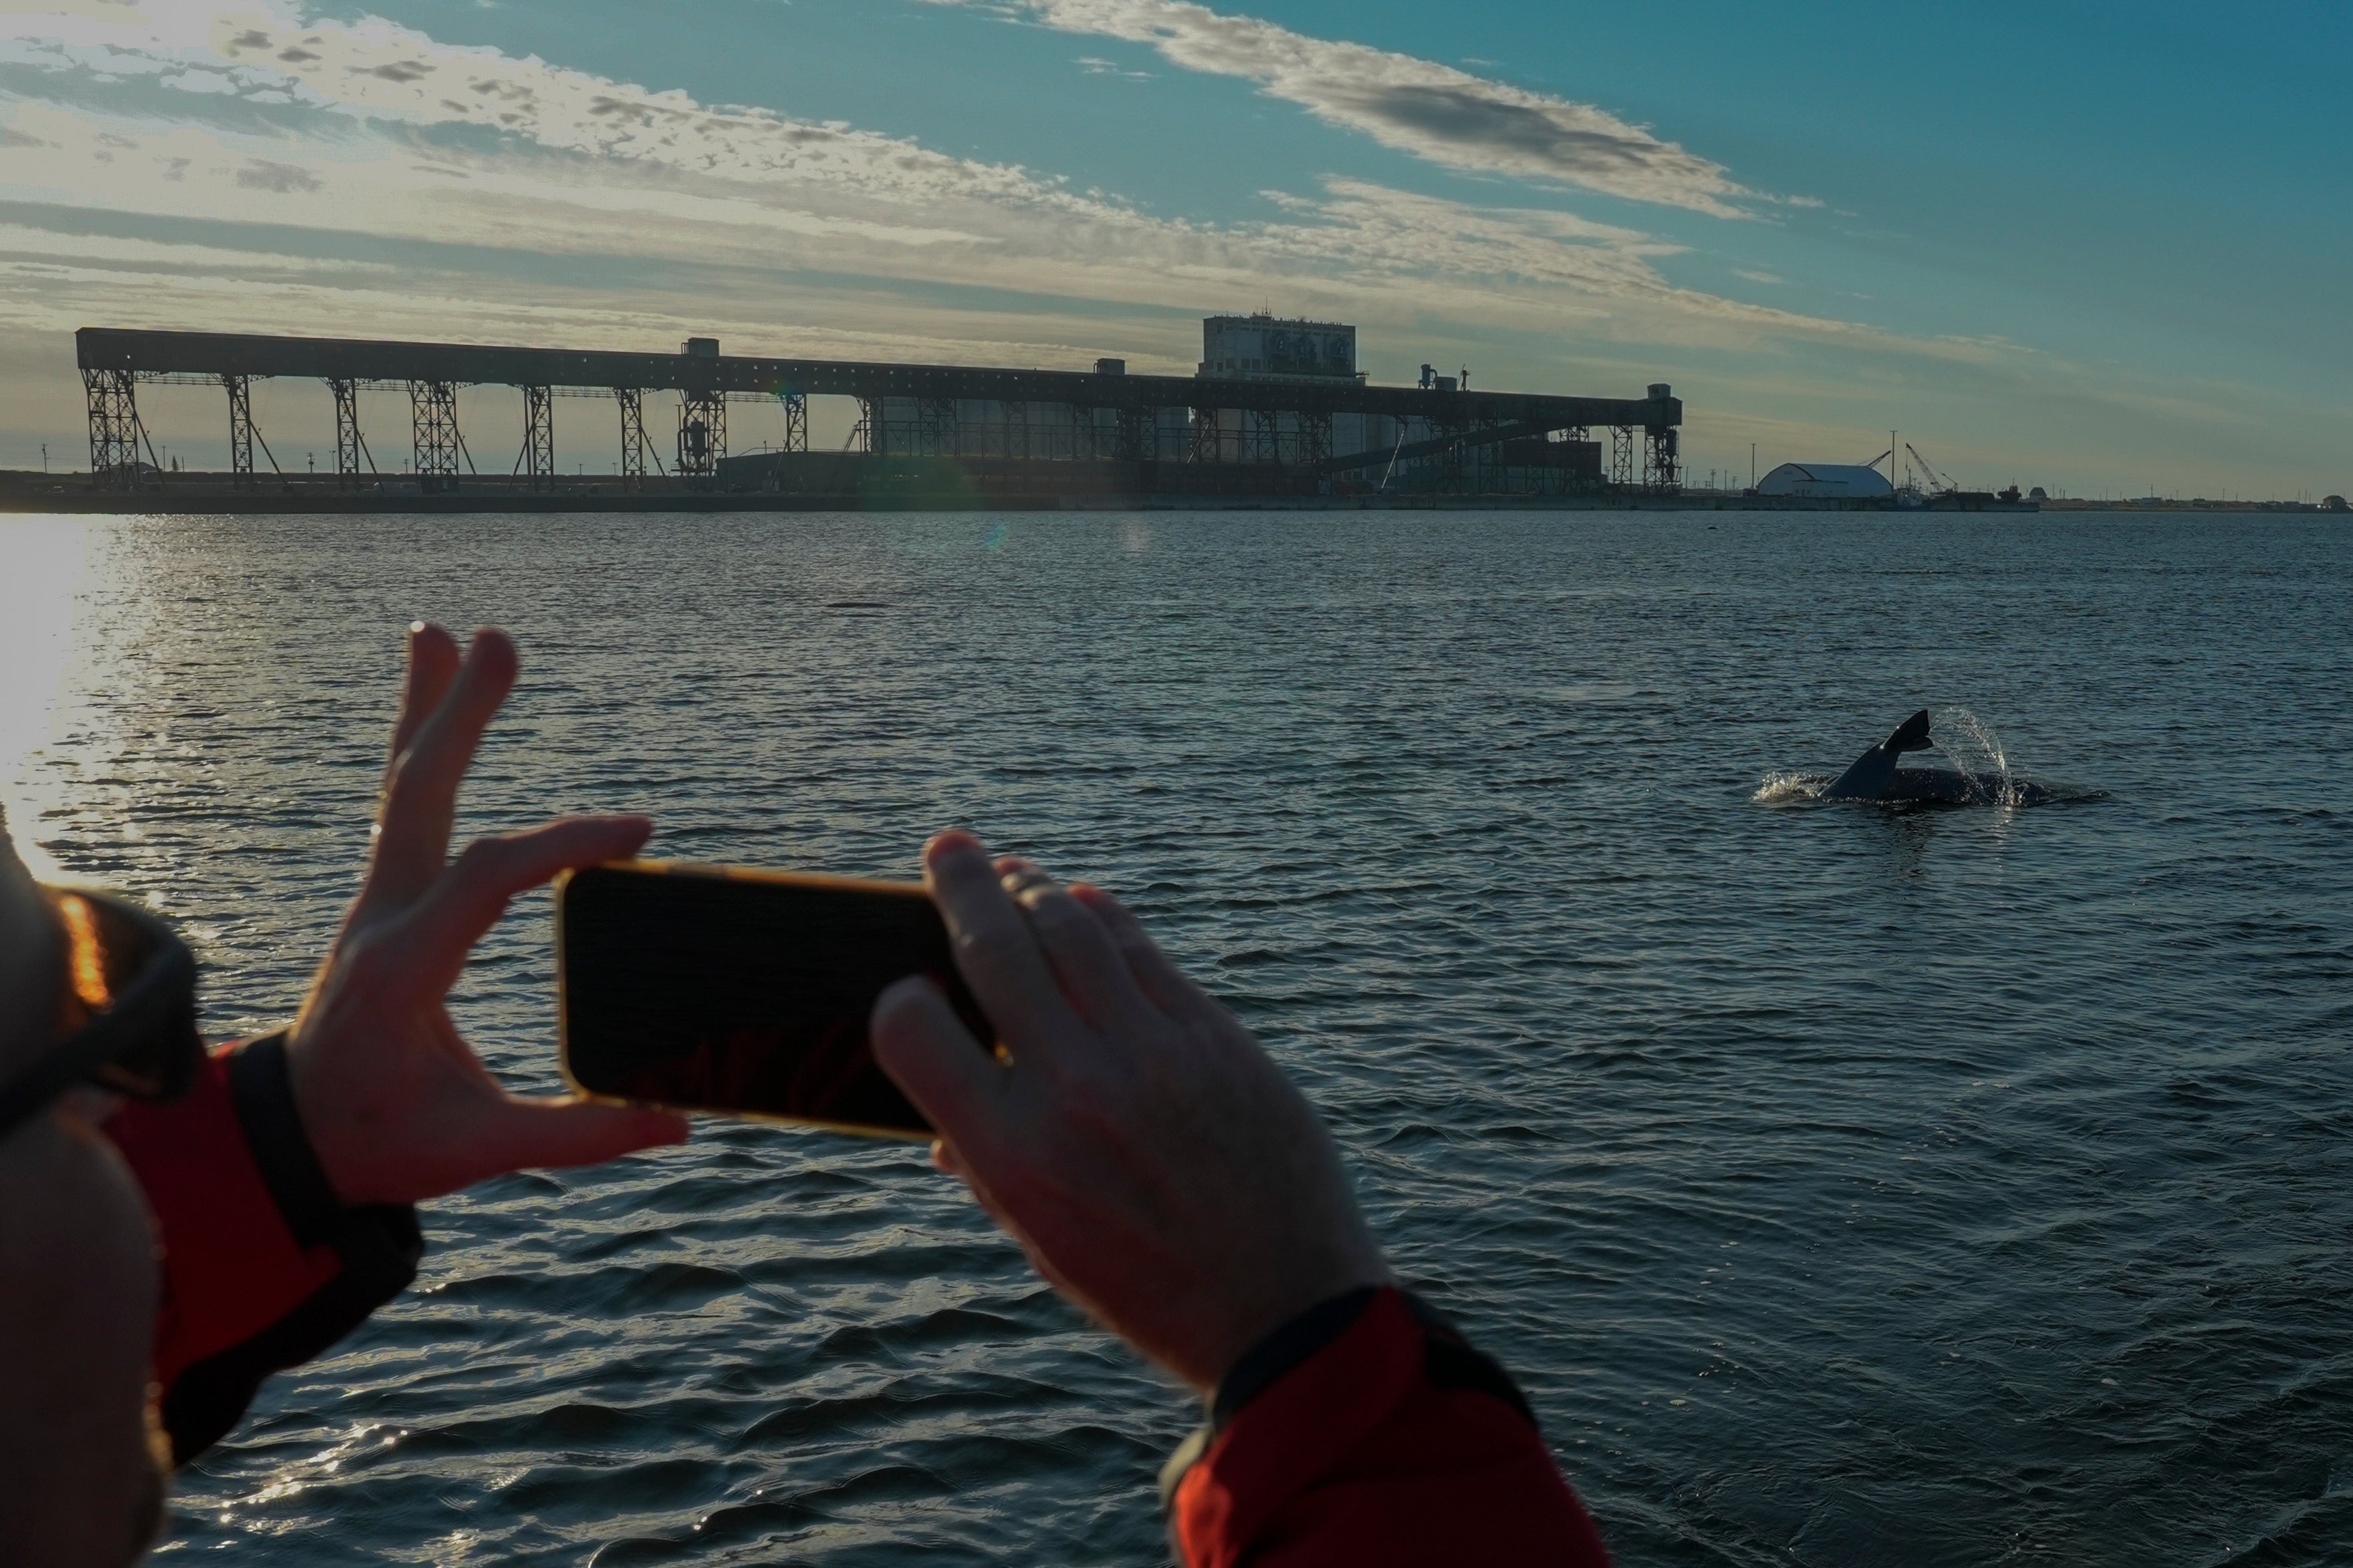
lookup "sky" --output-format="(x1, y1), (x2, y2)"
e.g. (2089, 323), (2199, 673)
(1, 0), (2346, 498)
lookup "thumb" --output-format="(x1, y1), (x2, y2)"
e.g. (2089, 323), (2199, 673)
(480, 1095), (690, 1173)
(873, 975), (1006, 1155)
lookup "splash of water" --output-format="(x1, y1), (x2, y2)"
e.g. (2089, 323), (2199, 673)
(1929, 707), (2017, 805)
(1752, 771), (1824, 804)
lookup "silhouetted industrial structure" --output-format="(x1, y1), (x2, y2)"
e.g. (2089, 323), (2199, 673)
(73, 321), (1684, 501)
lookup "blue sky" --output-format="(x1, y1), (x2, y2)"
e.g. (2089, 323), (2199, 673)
(1, 0), (2346, 496)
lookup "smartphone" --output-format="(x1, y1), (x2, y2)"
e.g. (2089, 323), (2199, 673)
(555, 860), (992, 1139)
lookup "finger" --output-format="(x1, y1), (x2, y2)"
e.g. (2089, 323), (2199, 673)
(396, 816), (653, 991)
(872, 975), (1008, 1157)
(370, 628), (521, 906)
(474, 1095), (689, 1175)
(1068, 884), (1201, 1015)
(1011, 876), (1156, 1033)
(994, 856), (1048, 892)
(924, 831), (1078, 1049)
(383, 622), (461, 789)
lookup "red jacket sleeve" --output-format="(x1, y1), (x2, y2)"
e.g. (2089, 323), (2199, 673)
(104, 1032), (420, 1464)
(1166, 1287), (1610, 1567)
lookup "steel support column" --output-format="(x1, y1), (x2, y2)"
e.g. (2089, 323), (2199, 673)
(519, 385), (554, 489)
(224, 374), (255, 487)
(1249, 407), (1282, 465)
(1610, 425), (1637, 489)
(84, 368), (143, 489)
(854, 397), (882, 456)
(677, 390), (724, 481)
(1297, 410), (1331, 470)
(1190, 407), (1221, 465)
(779, 389), (808, 453)
(912, 397), (955, 458)
(1645, 426), (1680, 494)
(616, 388), (649, 485)
(409, 380), (460, 489)
(332, 378), (367, 487)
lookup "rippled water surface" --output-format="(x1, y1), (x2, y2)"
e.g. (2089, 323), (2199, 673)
(7, 509), (2351, 1565)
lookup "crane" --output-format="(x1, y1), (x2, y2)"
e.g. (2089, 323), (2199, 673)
(1905, 441), (1959, 495)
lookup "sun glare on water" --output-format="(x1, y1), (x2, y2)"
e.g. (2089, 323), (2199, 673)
(1, 517), (94, 879)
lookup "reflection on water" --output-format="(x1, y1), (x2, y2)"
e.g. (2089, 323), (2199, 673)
(13, 509), (2353, 1567)
(0, 517), (93, 880)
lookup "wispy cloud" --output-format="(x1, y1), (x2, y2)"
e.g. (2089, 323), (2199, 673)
(0, 0), (1930, 420)
(934, 0), (1752, 216)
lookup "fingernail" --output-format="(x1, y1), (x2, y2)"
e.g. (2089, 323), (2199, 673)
(928, 830), (986, 865)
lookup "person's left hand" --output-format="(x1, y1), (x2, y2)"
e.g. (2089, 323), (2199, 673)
(284, 623), (687, 1208)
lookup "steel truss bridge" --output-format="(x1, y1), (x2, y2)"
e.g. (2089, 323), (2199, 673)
(75, 328), (1684, 496)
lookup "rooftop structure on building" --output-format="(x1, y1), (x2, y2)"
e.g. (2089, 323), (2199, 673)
(1197, 314), (1359, 382)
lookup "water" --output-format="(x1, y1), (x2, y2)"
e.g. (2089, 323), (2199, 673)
(5, 509), (2350, 1566)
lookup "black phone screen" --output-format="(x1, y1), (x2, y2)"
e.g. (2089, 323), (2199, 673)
(556, 861), (990, 1139)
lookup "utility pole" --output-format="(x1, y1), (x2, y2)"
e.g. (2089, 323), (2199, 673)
(1750, 443), (1756, 488)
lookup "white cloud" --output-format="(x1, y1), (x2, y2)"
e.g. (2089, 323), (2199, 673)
(934, 0), (1752, 216)
(0, 0), (1912, 384)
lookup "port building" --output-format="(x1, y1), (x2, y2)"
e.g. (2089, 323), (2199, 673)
(71, 318), (1684, 502)
(1755, 462), (1894, 499)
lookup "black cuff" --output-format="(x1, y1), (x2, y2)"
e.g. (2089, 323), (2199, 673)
(1210, 1285), (1383, 1432)
(162, 1031), (424, 1466)
(225, 1031), (344, 1248)
(1401, 1292), (1537, 1428)
(1158, 1286), (1539, 1519)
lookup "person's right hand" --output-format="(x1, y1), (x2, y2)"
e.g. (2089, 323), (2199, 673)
(871, 832), (1391, 1396)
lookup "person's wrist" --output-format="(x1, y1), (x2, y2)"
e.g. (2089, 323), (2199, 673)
(228, 1030), (373, 1237)
(278, 1023), (368, 1210)
(1181, 1250), (1393, 1397)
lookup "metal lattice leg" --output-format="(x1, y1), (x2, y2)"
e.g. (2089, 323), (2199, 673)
(225, 374), (254, 488)
(410, 380), (459, 489)
(519, 385), (554, 489)
(676, 390), (725, 481)
(332, 379), (364, 488)
(85, 368), (142, 489)
(1250, 408), (1281, 465)
(1191, 407), (1220, 466)
(617, 388), (645, 486)
(1646, 427), (1680, 494)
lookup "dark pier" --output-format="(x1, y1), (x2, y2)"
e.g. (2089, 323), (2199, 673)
(71, 326), (1684, 505)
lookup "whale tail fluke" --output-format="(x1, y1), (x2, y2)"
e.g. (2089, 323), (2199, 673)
(1822, 708), (1934, 800)
(1885, 708), (1933, 754)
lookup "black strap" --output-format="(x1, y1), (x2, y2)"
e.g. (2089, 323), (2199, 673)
(224, 1031), (343, 1248)
(159, 1031), (422, 1465)
(1210, 1285), (1382, 1432)
(1403, 1292), (1537, 1427)
(1160, 1286), (1540, 1519)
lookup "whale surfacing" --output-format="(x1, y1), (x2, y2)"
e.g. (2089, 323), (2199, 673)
(1822, 709), (2053, 806)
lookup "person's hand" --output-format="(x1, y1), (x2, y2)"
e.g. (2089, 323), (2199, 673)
(285, 624), (687, 1208)
(871, 832), (1390, 1395)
